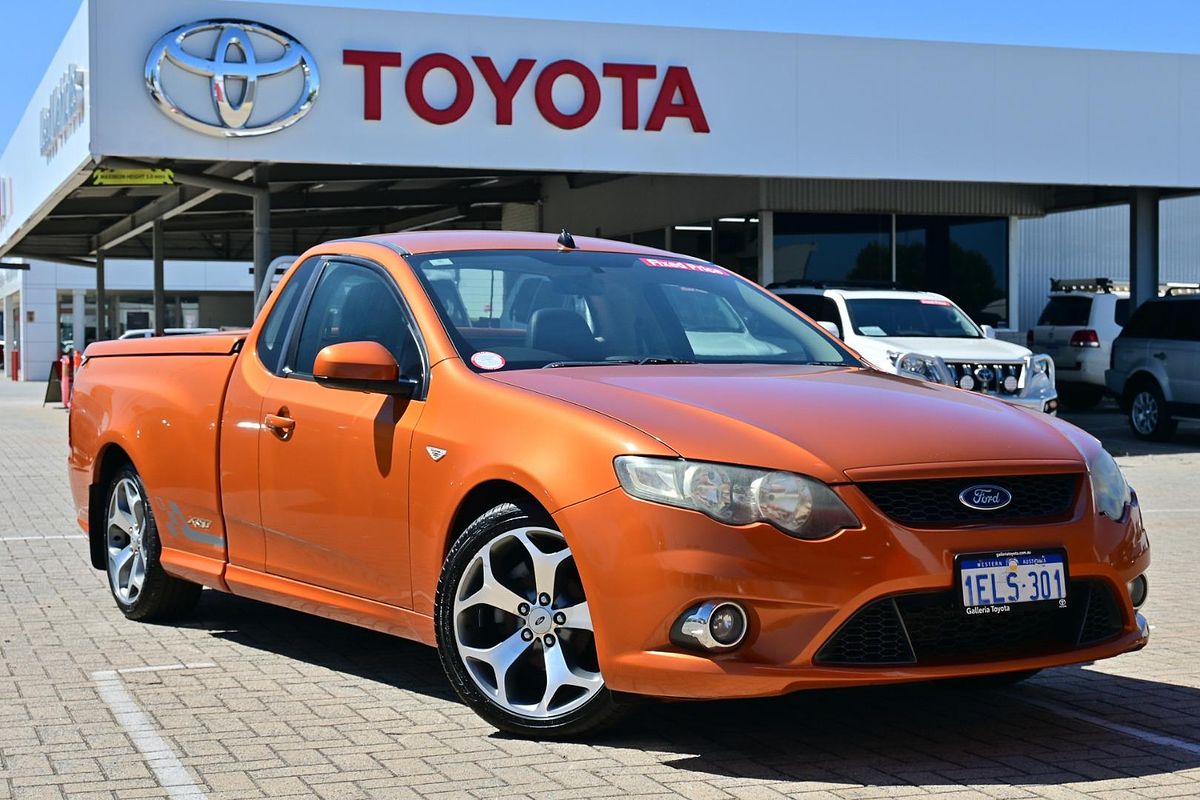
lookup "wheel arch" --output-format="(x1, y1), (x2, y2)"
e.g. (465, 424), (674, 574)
(88, 443), (135, 570)
(444, 479), (550, 557)
(1123, 369), (1167, 406)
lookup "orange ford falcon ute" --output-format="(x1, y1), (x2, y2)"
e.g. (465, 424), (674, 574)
(68, 231), (1150, 737)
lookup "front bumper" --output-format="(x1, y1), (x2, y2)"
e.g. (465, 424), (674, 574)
(555, 482), (1149, 700)
(995, 392), (1059, 415)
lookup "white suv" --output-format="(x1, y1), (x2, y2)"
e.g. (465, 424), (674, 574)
(774, 282), (1058, 414)
(1029, 279), (1130, 409)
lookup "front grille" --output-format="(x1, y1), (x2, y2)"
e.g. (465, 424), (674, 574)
(857, 473), (1079, 528)
(815, 579), (1124, 666)
(945, 361), (1023, 395)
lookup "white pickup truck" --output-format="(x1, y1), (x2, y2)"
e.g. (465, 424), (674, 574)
(774, 283), (1058, 414)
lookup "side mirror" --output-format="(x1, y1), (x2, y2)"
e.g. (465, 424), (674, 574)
(313, 341), (417, 396)
(981, 324), (997, 339)
(818, 320), (842, 339)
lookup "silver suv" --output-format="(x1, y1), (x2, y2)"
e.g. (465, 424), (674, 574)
(1106, 294), (1200, 440)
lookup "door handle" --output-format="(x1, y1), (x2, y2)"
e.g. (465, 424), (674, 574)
(264, 411), (295, 439)
(1153, 351), (1167, 360)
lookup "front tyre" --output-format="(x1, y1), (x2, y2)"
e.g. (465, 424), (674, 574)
(104, 465), (201, 621)
(435, 503), (625, 738)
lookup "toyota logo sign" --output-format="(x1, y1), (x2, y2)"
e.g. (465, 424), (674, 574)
(145, 19), (319, 137)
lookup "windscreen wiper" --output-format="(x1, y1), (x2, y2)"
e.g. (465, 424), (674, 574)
(542, 360), (638, 369)
(541, 357), (697, 369)
(637, 356), (697, 365)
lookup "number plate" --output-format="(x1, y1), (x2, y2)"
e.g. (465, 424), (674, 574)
(956, 549), (1068, 616)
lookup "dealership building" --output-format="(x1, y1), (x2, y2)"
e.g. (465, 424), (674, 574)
(3, 0), (1200, 380)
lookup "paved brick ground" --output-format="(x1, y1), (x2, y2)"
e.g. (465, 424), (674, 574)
(2, 381), (1200, 799)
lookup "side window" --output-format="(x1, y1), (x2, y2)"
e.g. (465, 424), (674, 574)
(781, 294), (840, 325)
(1182, 301), (1200, 341)
(257, 258), (318, 373)
(1122, 302), (1158, 338)
(1114, 298), (1131, 327)
(291, 261), (420, 377)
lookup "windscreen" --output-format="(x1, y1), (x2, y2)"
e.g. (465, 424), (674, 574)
(407, 250), (858, 371)
(844, 297), (982, 338)
(1037, 296), (1092, 326)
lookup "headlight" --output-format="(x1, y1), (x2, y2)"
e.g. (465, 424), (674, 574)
(1088, 448), (1131, 519)
(895, 352), (950, 384)
(614, 456), (860, 540)
(1022, 354), (1056, 398)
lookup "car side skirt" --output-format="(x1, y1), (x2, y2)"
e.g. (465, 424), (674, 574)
(223, 564), (437, 646)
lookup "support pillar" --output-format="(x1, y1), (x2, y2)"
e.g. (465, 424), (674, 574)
(71, 290), (85, 353)
(1130, 188), (1160, 311)
(758, 211), (774, 286)
(152, 219), (165, 336)
(95, 251), (107, 341)
(1, 292), (12, 380)
(253, 164), (271, 314)
(1007, 215), (1020, 332)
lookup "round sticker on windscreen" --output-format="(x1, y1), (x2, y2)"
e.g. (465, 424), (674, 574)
(471, 351), (506, 370)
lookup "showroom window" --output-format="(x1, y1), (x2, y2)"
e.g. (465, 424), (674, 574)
(714, 216), (759, 280)
(773, 213), (891, 285)
(773, 212), (1009, 328)
(895, 216), (1008, 328)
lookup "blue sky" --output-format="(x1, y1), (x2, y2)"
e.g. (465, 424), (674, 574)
(5, 0), (1200, 146)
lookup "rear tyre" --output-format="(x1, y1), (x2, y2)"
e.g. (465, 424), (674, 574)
(1127, 381), (1177, 441)
(435, 502), (627, 738)
(104, 465), (201, 622)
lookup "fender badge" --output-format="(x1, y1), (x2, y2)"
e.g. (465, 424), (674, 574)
(186, 516), (213, 530)
(426, 446), (448, 461)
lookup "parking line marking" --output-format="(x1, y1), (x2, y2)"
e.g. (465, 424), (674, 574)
(117, 662), (216, 675)
(1142, 508), (1200, 513)
(0, 534), (86, 541)
(1022, 697), (1200, 756)
(91, 668), (210, 800)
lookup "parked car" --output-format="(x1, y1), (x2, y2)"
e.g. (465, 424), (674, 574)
(69, 232), (1148, 737)
(1029, 279), (1130, 410)
(773, 282), (1058, 414)
(1107, 292), (1200, 440)
(118, 327), (218, 339)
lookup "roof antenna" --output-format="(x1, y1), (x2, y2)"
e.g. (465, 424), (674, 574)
(557, 228), (576, 249)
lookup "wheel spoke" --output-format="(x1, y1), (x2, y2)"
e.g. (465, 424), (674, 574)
(110, 545), (133, 581)
(129, 552), (146, 594)
(108, 500), (134, 536)
(456, 545), (528, 617)
(536, 642), (602, 715)
(460, 629), (533, 706)
(511, 531), (572, 601)
(558, 600), (592, 631)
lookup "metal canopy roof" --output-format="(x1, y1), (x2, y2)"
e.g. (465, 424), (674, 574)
(12, 159), (549, 263)
(13, 160), (1200, 267)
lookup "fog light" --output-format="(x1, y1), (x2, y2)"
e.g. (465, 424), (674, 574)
(1128, 574), (1148, 609)
(673, 600), (748, 651)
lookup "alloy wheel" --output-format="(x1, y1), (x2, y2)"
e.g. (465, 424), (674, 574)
(452, 527), (602, 719)
(1131, 390), (1158, 436)
(107, 477), (148, 604)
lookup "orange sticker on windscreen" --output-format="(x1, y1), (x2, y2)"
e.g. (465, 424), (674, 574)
(920, 298), (952, 305)
(640, 257), (727, 276)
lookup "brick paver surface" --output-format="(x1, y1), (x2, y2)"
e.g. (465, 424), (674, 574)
(2, 380), (1199, 799)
